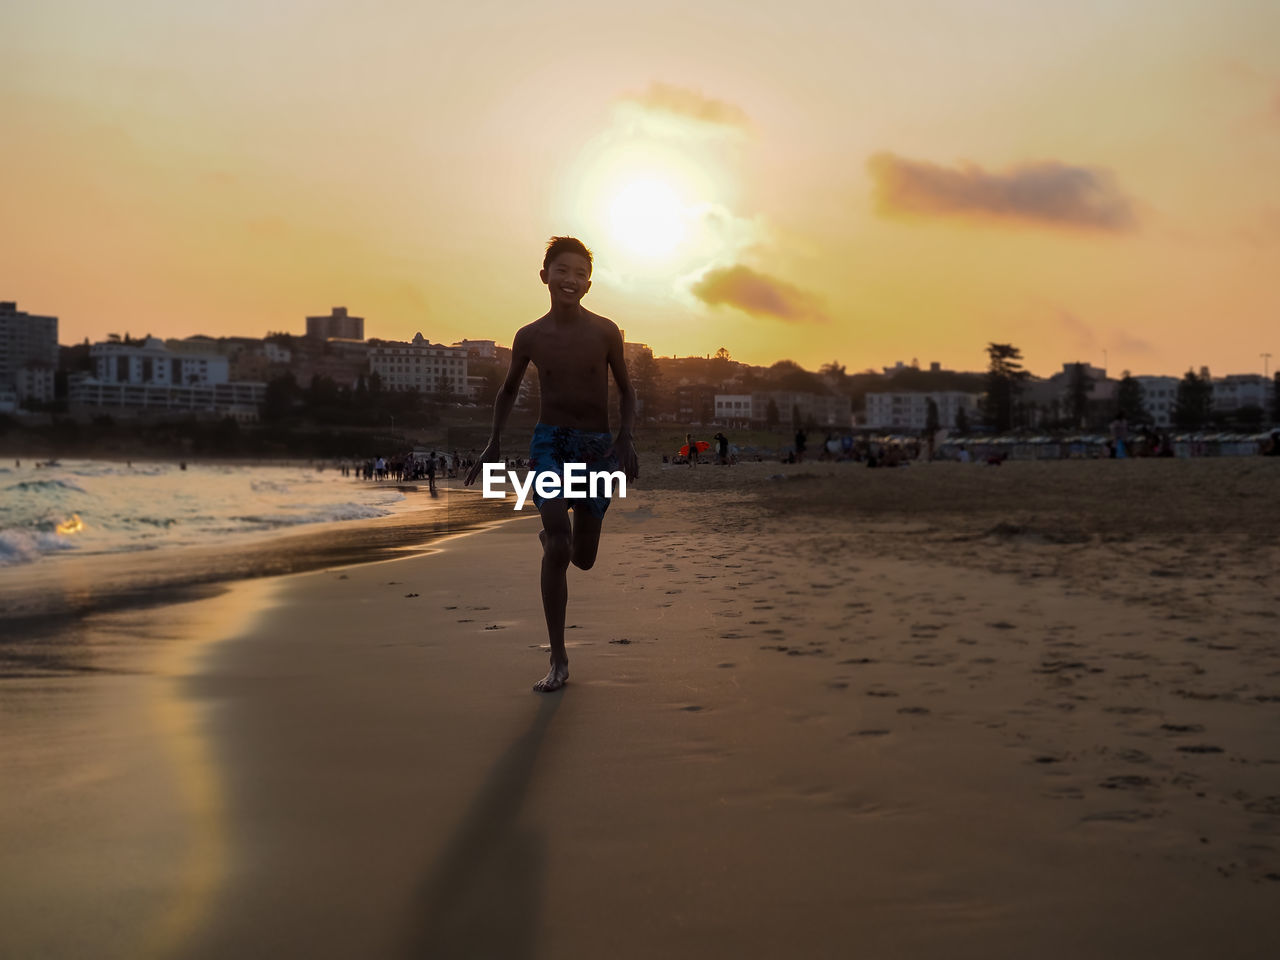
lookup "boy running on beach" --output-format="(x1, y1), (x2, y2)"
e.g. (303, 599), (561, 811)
(464, 237), (639, 692)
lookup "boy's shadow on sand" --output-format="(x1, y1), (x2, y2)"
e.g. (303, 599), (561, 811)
(400, 694), (561, 958)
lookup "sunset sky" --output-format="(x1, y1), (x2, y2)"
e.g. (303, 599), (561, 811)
(5, 0), (1279, 378)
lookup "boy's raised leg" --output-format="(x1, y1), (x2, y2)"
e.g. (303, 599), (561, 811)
(570, 510), (603, 572)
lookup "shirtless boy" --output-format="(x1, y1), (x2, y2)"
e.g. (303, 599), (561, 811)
(464, 237), (639, 692)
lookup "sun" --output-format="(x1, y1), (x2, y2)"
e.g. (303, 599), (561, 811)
(607, 178), (687, 258)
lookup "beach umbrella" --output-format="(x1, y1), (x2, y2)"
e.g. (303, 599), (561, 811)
(679, 441), (712, 457)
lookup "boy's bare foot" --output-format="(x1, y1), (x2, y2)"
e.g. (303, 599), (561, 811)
(533, 661), (569, 692)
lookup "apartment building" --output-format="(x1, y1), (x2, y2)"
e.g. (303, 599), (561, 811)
(368, 333), (470, 397)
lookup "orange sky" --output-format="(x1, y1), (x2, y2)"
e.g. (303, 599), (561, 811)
(4, 0), (1279, 378)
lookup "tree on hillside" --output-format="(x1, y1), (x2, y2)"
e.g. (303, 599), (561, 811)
(1173, 370), (1212, 429)
(955, 406), (969, 433)
(925, 397), (939, 435)
(1116, 373), (1149, 424)
(262, 373), (302, 422)
(1235, 405), (1265, 431)
(982, 343), (1029, 432)
(820, 360), (848, 392)
(1067, 362), (1092, 428)
(770, 359), (826, 393)
(709, 346), (733, 384)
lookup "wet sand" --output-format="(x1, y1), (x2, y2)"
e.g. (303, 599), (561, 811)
(2, 457), (1277, 957)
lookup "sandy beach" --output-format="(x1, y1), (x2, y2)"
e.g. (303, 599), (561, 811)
(2, 456), (1278, 958)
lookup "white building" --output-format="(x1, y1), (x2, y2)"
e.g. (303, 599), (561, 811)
(15, 366), (56, 405)
(713, 394), (753, 427)
(1212, 374), (1272, 414)
(92, 337), (229, 386)
(368, 333), (470, 397)
(864, 391), (980, 432)
(1133, 376), (1180, 428)
(451, 339), (497, 360)
(69, 376), (265, 420)
(751, 391), (849, 428)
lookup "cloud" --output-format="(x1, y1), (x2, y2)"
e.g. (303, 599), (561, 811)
(616, 83), (751, 132)
(690, 265), (826, 323)
(1056, 310), (1153, 359)
(868, 153), (1137, 231)
(1112, 332), (1155, 356)
(1057, 311), (1098, 352)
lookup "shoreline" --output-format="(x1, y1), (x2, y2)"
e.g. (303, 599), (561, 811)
(2, 460), (1277, 956)
(0, 484), (512, 655)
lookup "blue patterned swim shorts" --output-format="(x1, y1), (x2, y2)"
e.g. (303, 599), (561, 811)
(528, 422), (619, 518)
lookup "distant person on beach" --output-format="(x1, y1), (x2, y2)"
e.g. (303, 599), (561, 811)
(713, 432), (729, 465)
(686, 433), (697, 468)
(1110, 410), (1129, 459)
(794, 428), (807, 462)
(465, 236), (638, 692)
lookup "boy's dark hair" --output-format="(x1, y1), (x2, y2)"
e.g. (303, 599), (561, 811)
(543, 236), (593, 271)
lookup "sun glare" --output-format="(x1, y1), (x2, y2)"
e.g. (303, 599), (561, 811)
(608, 179), (686, 257)
(555, 121), (745, 281)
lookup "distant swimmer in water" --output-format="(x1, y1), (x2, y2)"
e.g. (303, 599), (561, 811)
(466, 237), (639, 692)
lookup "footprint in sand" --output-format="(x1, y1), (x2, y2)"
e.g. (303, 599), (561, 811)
(1081, 809), (1159, 823)
(1243, 796), (1280, 815)
(1115, 749), (1152, 764)
(1161, 723), (1205, 734)
(1045, 786), (1085, 800)
(1099, 775), (1154, 790)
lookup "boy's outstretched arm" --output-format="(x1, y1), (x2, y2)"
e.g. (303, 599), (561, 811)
(606, 325), (639, 480)
(465, 330), (530, 486)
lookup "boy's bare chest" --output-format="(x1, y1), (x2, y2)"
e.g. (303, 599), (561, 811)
(528, 329), (609, 382)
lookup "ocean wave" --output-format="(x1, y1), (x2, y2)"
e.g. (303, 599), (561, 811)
(250, 479), (293, 493)
(0, 528), (80, 566)
(5, 478), (88, 494)
(128, 516), (180, 528)
(231, 502), (391, 529)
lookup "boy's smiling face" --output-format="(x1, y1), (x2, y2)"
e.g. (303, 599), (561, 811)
(541, 252), (592, 308)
